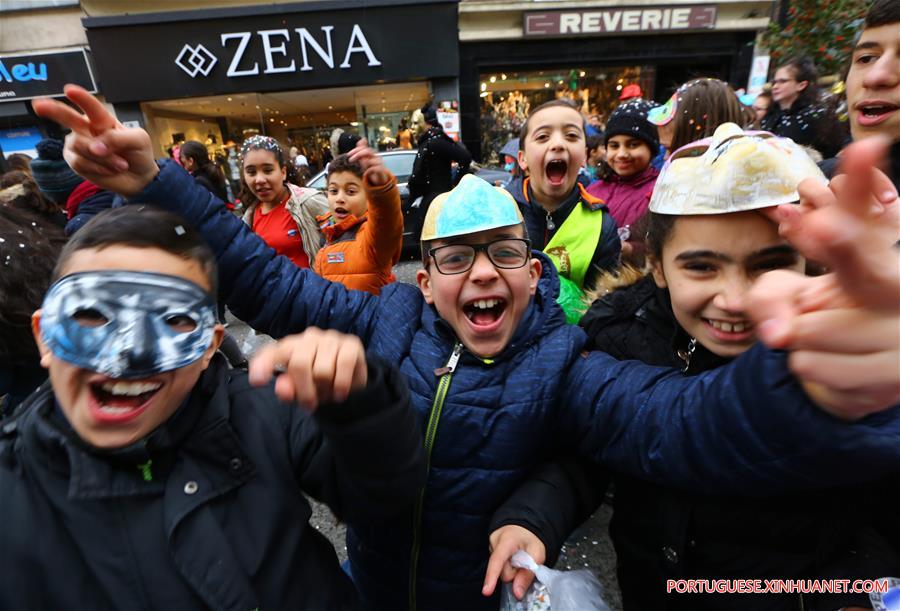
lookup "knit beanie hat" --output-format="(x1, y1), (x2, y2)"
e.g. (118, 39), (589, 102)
(336, 131), (361, 155)
(421, 104), (438, 126)
(29, 138), (83, 205)
(604, 100), (660, 156)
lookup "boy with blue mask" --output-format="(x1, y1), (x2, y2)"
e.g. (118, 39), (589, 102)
(0, 206), (425, 610)
(33, 87), (900, 611)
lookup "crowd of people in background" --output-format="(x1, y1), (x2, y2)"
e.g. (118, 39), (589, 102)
(0, 0), (897, 609)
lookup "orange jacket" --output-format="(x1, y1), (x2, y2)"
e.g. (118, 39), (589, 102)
(313, 173), (403, 295)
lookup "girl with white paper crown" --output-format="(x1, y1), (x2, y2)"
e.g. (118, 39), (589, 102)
(492, 123), (899, 611)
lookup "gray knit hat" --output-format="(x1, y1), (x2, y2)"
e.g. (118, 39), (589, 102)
(29, 139), (83, 205)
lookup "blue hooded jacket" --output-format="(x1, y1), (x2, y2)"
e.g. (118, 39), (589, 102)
(134, 160), (900, 611)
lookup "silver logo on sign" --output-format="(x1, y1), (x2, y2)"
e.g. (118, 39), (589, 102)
(175, 44), (218, 77)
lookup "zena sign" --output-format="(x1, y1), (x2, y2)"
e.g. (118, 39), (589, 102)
(524, 6), (717, 37)
(175, 26), (381, 79)
(83, 3), (459, 103)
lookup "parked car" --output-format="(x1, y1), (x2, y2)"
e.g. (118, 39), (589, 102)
(307, 149), (511, 257)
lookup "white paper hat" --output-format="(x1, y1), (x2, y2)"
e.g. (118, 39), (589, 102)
(649, 123), (827, 215)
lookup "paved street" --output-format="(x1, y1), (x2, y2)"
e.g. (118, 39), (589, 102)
(224, 257), (622, 609)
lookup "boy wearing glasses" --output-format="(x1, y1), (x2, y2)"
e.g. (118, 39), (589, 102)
(32, 85), (900, 611)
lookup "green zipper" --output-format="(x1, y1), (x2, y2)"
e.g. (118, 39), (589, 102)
(408, 341), (463, 611)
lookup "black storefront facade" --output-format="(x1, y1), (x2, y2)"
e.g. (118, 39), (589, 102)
(83, 0), (460, 165)
(459, 5), (757, 163)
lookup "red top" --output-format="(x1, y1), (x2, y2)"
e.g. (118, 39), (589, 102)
(252, 195), (311, 268)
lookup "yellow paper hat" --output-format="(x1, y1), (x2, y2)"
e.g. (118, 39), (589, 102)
(420, 174), (524, 242)
(649, 123), (827, 215)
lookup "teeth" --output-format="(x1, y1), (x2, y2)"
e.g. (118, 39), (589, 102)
(472, 299), (499, 309)
(99, 405), (134, 414)
(709, 320), (749, 333)
(100, 381), (162, 396)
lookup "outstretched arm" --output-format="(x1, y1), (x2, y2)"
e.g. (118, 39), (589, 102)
(563, 140), (900, 491)
(561, 345), (899, 495)
(750, 136), (899, 419)
(348, 141), (403, 269)
(33, 85), (378, 341)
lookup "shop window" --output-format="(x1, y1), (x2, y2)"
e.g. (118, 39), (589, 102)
(478, 66), (655, 165)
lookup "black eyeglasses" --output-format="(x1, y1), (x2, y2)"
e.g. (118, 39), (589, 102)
(428, 238), (531, 275)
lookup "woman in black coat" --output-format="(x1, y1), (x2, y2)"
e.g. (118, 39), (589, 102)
(761, 56), (848, 159)
(407, 104), (472, 236)
(180, 140), (229, 203)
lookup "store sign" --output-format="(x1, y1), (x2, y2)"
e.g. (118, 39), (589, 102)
(0, 49), (96, 102)
(173, 25), (381, 80)
(84, 4), (458, 103)
(524, 6), (717, 37)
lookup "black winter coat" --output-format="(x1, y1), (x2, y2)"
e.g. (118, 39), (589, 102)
(496, 276), (899, 611)
(407, 126), (472, 204)
(761, 97), (848, 159)
(0, 356), (425, 610)
(192, 170), (229, 203)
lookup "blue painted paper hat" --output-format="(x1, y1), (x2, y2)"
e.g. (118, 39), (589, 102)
(421, 174), (523, 242)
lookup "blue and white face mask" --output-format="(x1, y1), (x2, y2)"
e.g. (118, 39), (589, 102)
(40, 271), (217, 379)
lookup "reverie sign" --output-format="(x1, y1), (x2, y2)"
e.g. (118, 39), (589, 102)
(0, 49), (97, 103)
(524, 6), (717, 37)
(84, 3), (459, 103)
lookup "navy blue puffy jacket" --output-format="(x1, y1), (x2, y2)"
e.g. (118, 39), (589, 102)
(135, 161), (900, 611)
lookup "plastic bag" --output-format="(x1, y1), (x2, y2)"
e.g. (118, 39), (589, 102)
(499, 551), (611, 611)
(870, 577), (900, 611)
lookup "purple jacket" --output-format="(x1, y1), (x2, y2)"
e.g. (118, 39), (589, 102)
(586, 166), (659, 230)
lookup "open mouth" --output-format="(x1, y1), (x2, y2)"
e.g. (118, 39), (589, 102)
(462, 297), (508, 328)
(704, 318), (753, 339)
(857, 102), (899, 126)
(89, 380), (162, 421)
(545, 159), (568, 186)
(333, 206), (349, 218)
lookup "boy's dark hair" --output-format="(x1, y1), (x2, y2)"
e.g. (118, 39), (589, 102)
(586, 135), (604, 153)
(52, 206), (218, 295)
(327, 153), (364, 180)
(865, 0), (899, 27)
(519, 99), (587, 148)
(0, 205), (66, 364)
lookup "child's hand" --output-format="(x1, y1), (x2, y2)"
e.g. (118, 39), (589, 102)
(348, 139), (390, 186)
(482, 525), (546, 600)
(31, 85), (159, 198)
(746, 137), (900, 419)
(248, 328), (368, 411)
(776, 142), (899, 272)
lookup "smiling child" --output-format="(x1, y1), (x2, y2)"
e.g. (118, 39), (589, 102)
(314, 142), (403, 294)
(0, 205), (424, 609)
